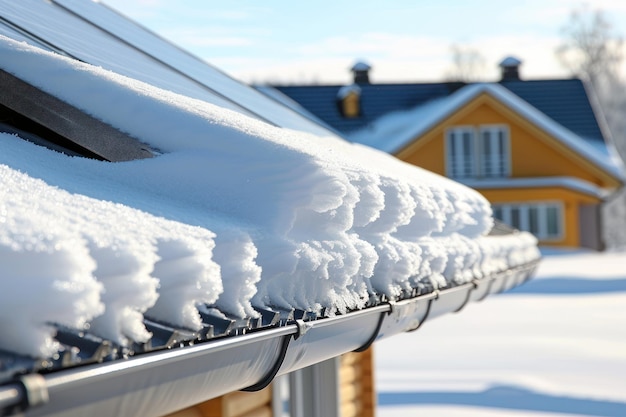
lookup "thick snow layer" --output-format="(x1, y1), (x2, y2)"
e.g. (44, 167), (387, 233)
(0, 167), (103, 358)
(376, 249), (626, 417)
(0, 142), (225, 356)
(0, 35), (539, 359)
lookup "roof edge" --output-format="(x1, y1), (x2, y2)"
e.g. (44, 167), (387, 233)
(484, 84), (626, 183)
(579, 78), (626, 174)
(3, 260), (539, 417)
(0, 68), (155, 161)
(461, 176), (610, 199)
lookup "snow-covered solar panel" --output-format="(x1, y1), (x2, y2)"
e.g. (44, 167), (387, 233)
(0, 0), (256, 118)
(0, 0), (336, 136)
(53, 0), (336, 136)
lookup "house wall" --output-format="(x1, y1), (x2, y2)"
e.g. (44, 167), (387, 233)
(339, 348), (376, 417)
(161, 348), (376, 417)
(579, 203), (604, 251)
(163, 387), (272, 417)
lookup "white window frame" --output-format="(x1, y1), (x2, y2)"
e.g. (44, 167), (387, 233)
(445, 126), (477, 179)
(445, 124), (511, 179)
(492, 202), (564, 241)
(478, 124), (511, 178)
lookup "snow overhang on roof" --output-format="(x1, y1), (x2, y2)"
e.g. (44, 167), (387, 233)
(0, 24), (541, 417)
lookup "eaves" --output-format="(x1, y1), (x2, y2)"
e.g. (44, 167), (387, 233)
(0, 260), (538, 417)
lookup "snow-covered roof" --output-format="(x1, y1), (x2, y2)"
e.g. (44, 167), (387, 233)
(337, 83), (363, 99)
(0, 34), (540, 356)
(499, 56), (522, 68)
(0, 19), (541, 417)
(348, 83), (626, 183)
(351, 61), (372, 72)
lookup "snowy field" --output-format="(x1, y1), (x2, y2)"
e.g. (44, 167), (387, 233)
(375, 248), (626, 417)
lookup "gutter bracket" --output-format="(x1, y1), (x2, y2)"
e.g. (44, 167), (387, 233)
(353, 309), (386, 353)
(1, 374), (49, 415)
(454, 280), (480, 313)
(293, 319), (310, 341)
(19, 374), (48, 410)
(476, 277), (495, 302)
(407, 292), (437, 333)
(241, 333), (292, 392)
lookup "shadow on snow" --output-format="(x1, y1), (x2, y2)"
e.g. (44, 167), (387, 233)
(378, 385), (626, 417)
(502, 277), (626, 295)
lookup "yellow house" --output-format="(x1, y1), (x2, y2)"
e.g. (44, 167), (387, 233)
(349, 82), (624, 249)
(274, 61), (625, 250)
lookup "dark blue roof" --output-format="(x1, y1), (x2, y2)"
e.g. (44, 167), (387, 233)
(500, 79), (605, 143)
(274, 82), (464, 133)
(273, 78), (606, 143)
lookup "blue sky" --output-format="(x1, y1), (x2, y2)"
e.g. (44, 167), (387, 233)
(101, 0), (626, 84)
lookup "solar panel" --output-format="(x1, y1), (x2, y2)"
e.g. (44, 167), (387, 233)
(0, 17), (57, 52)
(0, 0), (337, 136)
(52, 0), (338, 135)
(0, 0), (256, 118)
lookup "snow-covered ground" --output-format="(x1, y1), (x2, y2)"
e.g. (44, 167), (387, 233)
(375, 248), (626, 417)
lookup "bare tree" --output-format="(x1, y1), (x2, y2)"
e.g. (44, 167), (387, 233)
(446, 44), (486, 82)
(556, 6), (625, 160)
(557, 6), (626, 250)
(556, 6), (623, 90)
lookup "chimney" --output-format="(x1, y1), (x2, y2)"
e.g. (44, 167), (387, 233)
(499, 56), (522, 81)
(351, 61), (371, 84)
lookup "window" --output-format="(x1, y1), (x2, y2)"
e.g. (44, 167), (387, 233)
(446, 125), (510, 179)
(479, 125), (509, 177)
(546, 205), (560, 236)
(446, 127), (476, 178)
(337, 85), (362, 118)
(341, 92), (360, 118)
(492, 202), (563, 240)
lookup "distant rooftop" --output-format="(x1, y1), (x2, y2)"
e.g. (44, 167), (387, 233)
(271, 73), (606, 145)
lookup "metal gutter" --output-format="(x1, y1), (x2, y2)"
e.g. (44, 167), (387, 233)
(0, 260), (538, 417)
